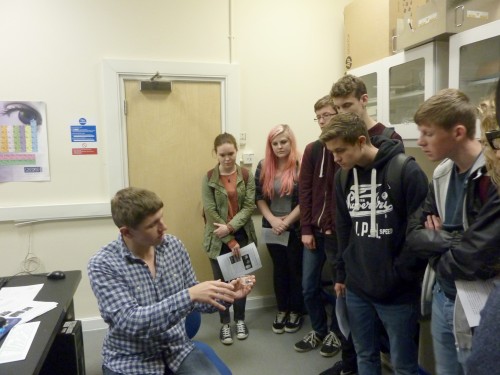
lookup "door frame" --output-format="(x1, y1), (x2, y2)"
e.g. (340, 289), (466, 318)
(102, 59), (240, 194)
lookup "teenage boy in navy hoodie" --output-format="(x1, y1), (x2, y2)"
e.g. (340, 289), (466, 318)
(320, 113), (428, 375)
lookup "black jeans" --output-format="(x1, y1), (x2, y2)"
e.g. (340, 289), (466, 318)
(266, 230), (304, 313)
(209, 229), (248, 324)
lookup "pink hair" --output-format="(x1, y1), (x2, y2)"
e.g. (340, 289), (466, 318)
(260, 124), (301, 199)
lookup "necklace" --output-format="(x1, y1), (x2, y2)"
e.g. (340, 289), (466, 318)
(221, 170), (236, 183)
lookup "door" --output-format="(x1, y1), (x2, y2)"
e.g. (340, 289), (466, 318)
(124, 79), (221, 281)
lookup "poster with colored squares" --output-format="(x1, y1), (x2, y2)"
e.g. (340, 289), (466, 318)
(0, 101), (50, 182)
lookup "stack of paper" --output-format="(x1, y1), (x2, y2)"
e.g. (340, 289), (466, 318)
(0, 283), (58, 363)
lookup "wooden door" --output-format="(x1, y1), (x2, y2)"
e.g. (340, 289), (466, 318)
(124, 80), (221, 281)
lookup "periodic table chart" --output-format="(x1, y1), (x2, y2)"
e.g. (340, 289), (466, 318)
(0, 101), (50, 182)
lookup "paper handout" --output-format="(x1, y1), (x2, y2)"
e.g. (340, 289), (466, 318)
(217, 242), (262, 281)
(455, 279), (495, 327)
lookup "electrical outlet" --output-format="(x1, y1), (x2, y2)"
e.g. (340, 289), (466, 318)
(240, 132), (247, 145)
(242, 153), (254, 164)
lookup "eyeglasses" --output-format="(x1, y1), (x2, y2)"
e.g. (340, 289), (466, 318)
(314, 113), (336, 122)
(486, 130), (500, 150)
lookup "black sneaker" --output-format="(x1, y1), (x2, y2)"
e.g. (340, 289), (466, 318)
(272, 311), (287, 334)
(285, 312), (303, 333)
(220, 324), (233, 345)
(320, 331), (342, 357)
(235, 320), (249, 340)
(319, 360), (343, 375)
(294, 331), (322, 352)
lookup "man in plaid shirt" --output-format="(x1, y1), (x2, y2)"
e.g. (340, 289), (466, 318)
(88, 187), (255, 374)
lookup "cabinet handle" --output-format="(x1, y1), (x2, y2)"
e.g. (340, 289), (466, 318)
(455, 5), (464, 27)
(392, 35), (398, 53)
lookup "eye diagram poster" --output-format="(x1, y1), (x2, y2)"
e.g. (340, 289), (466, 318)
(0, 101), (50, 182)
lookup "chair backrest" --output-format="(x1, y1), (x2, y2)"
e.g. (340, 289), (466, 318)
(185, 310), (201, 339)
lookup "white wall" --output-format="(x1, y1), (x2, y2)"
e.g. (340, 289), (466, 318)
(0, 0), (350, 320)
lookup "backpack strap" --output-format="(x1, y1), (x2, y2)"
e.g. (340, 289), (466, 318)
(382, 126), (395, 139)
(384, 153), (413, 217)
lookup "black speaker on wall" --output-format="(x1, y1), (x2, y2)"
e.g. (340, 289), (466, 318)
(40, 320), (86, 375)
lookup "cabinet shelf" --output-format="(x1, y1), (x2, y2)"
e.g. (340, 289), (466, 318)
(466, 77), (499, 86)
(389, 90), (425, 101)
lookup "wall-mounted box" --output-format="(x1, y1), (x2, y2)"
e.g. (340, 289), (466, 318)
(396, 0), (500, 51)
(344, 0), (428, 70)
(344, 0), (398, 70)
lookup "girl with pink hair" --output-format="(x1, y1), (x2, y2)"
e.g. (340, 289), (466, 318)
(255, 124), (304, 334)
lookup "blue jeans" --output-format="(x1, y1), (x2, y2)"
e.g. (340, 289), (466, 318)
(102, 347), (221, 375)
(431, 283), (469, 375)
(346, 289), (418, 375)
(302, 232), (339, 337)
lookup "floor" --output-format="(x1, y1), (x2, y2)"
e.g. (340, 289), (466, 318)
(84, 306), (396, 374)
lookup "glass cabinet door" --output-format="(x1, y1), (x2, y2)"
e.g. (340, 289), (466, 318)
(458, 34), (500, 114)
(388, 57), (425, 126)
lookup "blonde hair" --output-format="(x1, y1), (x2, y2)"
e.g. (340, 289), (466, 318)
(480, 111), (500, 187)
(260, 124), (300, 199)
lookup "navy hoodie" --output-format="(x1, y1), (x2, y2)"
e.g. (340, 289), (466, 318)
(335, 138), (428, 304)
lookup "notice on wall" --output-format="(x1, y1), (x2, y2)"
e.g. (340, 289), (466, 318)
(71, 117), (98, 156)
(0, 101), (50, 182)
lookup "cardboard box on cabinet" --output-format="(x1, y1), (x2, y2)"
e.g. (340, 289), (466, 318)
(397, 0), (500, 51)
(344, 0), (428, 70)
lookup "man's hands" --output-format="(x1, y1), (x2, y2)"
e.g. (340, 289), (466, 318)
(230, 275), (256, 299)
(188, 280), (237, 311)
(188, 276), (256, 311)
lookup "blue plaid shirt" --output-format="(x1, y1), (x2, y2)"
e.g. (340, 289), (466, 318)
(88, 234), (218, 374)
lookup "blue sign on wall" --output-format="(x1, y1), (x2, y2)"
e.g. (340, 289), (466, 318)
(71, 125), (97, 142)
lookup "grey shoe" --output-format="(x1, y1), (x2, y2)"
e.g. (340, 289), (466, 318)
(219, 324), (233, 345)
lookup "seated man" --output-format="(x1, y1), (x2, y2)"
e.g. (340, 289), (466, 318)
(88, 187), (255, 375)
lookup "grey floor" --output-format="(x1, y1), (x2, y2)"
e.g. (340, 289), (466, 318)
(84, 306), (395, 375)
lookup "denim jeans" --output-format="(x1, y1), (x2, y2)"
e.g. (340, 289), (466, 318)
(346, 289), (418, 375)
(266, 230), (304, 313)
(102, 347), (220, 375)
(302, 231), (340, 337)
(431, 282), (469, 375)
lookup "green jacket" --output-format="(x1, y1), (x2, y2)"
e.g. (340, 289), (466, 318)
(202, 164), (257, 259)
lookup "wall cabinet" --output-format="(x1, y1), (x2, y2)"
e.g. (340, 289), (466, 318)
(349, 20), (500, 142)
(349, 42), (449, 141)
(449, 19), (500, 113)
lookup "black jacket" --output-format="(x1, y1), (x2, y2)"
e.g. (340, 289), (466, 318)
(335, 138), (428, 303)
(406, 155), (500, 292)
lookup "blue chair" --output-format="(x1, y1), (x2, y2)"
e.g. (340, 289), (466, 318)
(185, 310), (232, 375)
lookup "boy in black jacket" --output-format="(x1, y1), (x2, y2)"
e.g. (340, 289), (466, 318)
(320, 113), (428, 375)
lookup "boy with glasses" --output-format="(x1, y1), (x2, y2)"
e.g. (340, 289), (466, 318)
(294, 95), (343, 358)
